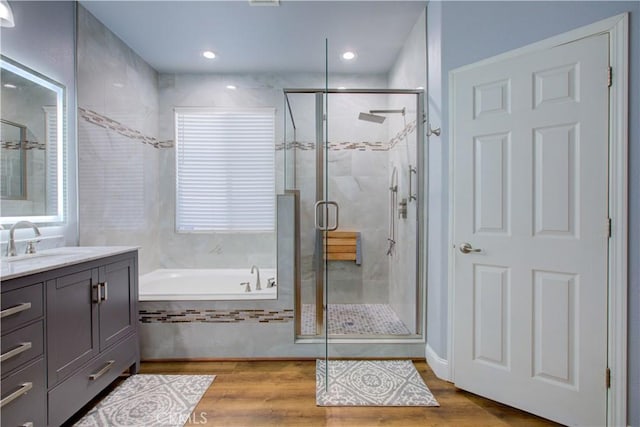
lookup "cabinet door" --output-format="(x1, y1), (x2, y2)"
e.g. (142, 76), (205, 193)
(98, 257), (136, 351)
(47, 268), (99, 386)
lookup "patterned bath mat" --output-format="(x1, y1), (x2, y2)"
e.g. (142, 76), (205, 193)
(74, 374), (215, 427)
(316, 360), (439, 406)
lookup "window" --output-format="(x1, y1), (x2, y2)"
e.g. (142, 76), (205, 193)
(175, 108), (275, 232)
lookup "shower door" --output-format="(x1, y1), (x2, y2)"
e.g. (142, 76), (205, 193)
(323, 90), (425, 342)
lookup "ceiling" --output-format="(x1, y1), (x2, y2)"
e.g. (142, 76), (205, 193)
(79, 1), (426, 74)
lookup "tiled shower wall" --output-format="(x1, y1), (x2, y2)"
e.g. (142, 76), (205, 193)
(387, 9), (427, 332)
(77, 5), (162, 274)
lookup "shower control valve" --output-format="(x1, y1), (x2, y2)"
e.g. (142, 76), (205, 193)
(398, 198), (408, 219)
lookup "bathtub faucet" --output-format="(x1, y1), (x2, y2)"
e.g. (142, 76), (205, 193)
(251, 265), (261, 291)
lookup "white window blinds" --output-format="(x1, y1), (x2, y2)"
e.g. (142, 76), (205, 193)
(175, 108), (275, 232)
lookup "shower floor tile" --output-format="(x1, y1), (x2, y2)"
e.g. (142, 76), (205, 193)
(301, 304), (412, 336)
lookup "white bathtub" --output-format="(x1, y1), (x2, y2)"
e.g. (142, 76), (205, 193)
(139, 268), (277, 301)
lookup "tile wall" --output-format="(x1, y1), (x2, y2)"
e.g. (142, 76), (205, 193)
(77, 5), (162, 274)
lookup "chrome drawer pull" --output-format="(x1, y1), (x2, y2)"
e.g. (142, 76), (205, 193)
(89, 360), (115, 381)
(101, 282), (108, 302)
(0, 382), (33, 408)
(0, 342), (32, 363)
(21, 422), (34, 427)
(93, 284), (102, 304)
(0, 302), (32, 319)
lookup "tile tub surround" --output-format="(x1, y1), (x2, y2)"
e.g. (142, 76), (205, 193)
(140, 308), (294, 324)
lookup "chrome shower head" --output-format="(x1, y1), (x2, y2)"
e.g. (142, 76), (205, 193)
(358, 107), (406, 124)
(358, 112), (386, 124)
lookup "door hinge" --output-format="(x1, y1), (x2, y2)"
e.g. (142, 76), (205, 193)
(606, 368), (611, 388)
(607, 66), (613, 87)
(608, 217), (612, 238)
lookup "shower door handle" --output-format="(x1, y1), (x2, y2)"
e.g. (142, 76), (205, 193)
(314, 201), (339, 231)
(409, 165), (417, 202)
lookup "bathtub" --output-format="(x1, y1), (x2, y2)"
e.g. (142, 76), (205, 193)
(139, 268), (277, 301)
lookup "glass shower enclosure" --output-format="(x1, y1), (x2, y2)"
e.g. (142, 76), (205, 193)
(283, 88), (425, 347)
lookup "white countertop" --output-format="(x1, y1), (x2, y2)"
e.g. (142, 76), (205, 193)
(0, 246), (138, 281)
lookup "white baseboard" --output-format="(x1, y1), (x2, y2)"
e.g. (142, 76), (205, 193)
(426, 343), (450, 382)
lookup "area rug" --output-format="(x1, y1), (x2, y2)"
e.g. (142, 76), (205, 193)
(316, 360), (439, 406)
(74, 374), (215, 427)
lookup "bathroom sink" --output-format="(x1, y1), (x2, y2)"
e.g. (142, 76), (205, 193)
(2, 248), (87, 263)
(3, 253), (54, 263)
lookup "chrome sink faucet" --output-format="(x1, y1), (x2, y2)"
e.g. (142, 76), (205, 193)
(7, 221), (41, 257)
(251, 265), (261, 291)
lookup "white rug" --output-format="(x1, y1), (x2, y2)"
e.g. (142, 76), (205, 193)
(316, 360), (439, 407)
(74, 374), (215, 427)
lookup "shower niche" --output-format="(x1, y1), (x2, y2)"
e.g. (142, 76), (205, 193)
(283, 89), (425, 341)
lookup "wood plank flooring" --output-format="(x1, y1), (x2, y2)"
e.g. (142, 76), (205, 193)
(140, 360), (561, 427)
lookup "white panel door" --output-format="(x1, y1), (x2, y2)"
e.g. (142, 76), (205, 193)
(452, 34), (609, 426)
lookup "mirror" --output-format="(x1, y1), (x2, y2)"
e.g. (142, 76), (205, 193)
(0, 119), (26, 199)
(1, 55), (65, 223)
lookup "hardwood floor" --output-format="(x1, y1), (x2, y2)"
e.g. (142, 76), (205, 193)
(140, 360), (560, 427)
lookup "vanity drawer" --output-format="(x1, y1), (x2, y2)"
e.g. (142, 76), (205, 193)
(1, 321), (44, 376)
(48, 333), (137, 427)
(0, 357), (46, 427)
(1, 283), (44, 332)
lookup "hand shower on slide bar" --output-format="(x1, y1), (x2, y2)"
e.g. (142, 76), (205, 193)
(387, 166), (398, 256)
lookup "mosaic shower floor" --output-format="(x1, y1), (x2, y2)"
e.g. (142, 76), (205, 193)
(301, 304), (412, 336)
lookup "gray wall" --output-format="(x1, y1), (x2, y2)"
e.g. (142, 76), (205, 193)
(426, 1), (639, 425)
(0, 0), (77, 247)
(77, 5), (162, 274)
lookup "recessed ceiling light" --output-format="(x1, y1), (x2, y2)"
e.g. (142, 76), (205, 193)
(416, 86), (424, 90)
(342, 51), (356, 61)
(248, 0), (280, 6)
(337, 86), (346, 90)
(226, 85), (237, 90)
(202, 50), (216, 59)
(113, 82), (125, 88)
(3, 83), (16, 89)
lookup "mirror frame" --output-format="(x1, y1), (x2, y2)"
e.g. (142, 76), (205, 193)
(1, 55), (66, 224)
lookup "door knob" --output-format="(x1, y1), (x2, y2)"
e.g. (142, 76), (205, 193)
(459, 242), (481, 254)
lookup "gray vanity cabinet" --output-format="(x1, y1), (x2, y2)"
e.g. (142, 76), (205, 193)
(1, 281), (47, 427)
(98, 259), (137, 351)
(47, 256), (137, 386)
(47, 268), (100, 386)
(0, 249), (139, 427)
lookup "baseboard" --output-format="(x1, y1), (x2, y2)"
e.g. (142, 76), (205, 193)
(425, 343), (450, 381)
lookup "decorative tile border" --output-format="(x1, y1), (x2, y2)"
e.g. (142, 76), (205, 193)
(79, 107), (174, 149)
(80, 107), (416, 153)
(275, 119), (417, 152)
(1, 140), (46, 150)
(139, 308), (294, 324)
